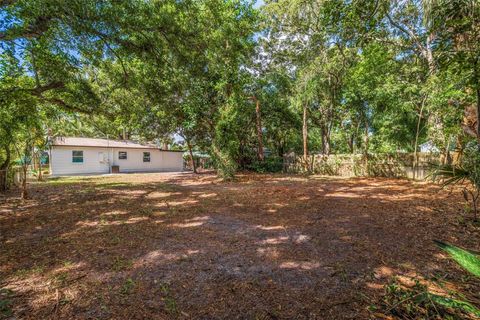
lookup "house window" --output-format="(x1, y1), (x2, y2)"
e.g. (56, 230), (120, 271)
(143, 152), (151, 162)
(119, 151), (127, 160)
(72, 150), (83, 163)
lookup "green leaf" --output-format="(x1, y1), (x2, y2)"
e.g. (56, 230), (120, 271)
(435, 240), (480, 278)
(428, 163), (469, 187)
(428, 293), (480, 317)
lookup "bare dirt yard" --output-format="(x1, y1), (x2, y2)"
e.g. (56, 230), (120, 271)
(1, 173), (479, 319)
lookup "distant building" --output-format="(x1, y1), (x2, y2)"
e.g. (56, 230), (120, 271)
(49, 137), (184, 176)
(420, 141), (439, 153)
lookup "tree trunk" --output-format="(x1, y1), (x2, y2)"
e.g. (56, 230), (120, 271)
(354, 121), (361, 154)
(347, 133), (354, 154)
(426, 33), (436, 75)
(364, 119), (369, 175)
(21, 164), (28, 199)
(363, 120), (369, 156)
(303, 104), (308, 158)
(455, 135), (465, 164)
(473, 57), (480, 150)
(321, 126), (330, 155)
(413, 96), (426, 180)
(186, 139), (197, 174)
(476, 86), (480, 149)
(327, 123), (333, 155)
(277, 136), (285, 158)
(0, 144), (11, 191)
(37, 152), (43, 181)
(302, 103), (308, 170)
(443, 138), (451, 165)
(255, 98), (264, 161)
(470, 190), (478, 222)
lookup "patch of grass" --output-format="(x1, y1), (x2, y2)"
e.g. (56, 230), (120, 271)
(59, 296), (71, 306)
(78, 187), (95, 194)
(120, 278), (135, 295)
(164, 296), (177, 315)
(109, 235), (121, 245)
(138, 207), (153, 216)
(14, 265), (44, 279)
(378, 278), (475, 319)
(332, 262), (348, 282)
(46, 176), (95, 185)
(52, 272), (69, 287)
(0, 289), (13, 318)
(111, 256), (133, 272)
(96, 182), (131, 189)
(160, 284), (178, 315)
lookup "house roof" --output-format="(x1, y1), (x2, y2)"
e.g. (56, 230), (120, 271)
(51, 137), (165, 150)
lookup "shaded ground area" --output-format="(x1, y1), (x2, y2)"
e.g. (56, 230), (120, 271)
(1, 173), (479, 319)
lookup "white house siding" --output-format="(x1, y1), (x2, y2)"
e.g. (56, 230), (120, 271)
(159, 151), (184, 171)
(50, 146), (184, 176)
(50, 146), (112, 176)
(112, 149), (183, 173)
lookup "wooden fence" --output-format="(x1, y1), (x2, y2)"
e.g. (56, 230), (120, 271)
(0, 165), (46, 192)
(283, 152), (455, 180)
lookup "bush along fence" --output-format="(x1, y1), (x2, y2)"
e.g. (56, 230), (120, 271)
(0, 166), (34, 192)
(0, 168), (21, 192)
(283, 152), (455, 180)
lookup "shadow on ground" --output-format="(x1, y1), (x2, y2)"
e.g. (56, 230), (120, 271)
(0, 172), (477, 319)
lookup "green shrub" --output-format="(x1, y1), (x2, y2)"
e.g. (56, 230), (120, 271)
(381, 278), (480, 319)
(381, 241), (480, 319)
(430, 144), (480, 221)
(248, 157), (283, 173)
(314, 156), (342, 175)
(0, 289), (13, 318)
(212, 148), (237, 181)
(120, 278), (135, 295)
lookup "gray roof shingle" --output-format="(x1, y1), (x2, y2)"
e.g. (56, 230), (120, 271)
(51, 137), (160, 149)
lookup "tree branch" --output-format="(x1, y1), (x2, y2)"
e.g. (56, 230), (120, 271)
(0, 0), (16, 8)
(41, 97), (93, 114)
(30, 81), (65, 95)
(386, 13), (429, 60)
(0, 16), (53, 41)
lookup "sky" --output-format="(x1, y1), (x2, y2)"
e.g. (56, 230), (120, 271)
(254, 0), (265, 9)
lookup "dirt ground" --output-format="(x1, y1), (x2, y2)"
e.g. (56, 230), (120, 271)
(1, 172), (479, 319)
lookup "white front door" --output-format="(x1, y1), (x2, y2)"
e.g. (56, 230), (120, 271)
(98, 152), (110, 173)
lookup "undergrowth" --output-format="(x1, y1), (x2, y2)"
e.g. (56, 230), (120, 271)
(377, 278), (478, 319)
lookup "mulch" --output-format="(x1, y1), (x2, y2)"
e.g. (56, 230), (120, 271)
(0, 172), (478, 319)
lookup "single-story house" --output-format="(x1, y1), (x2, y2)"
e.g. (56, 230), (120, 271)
(49, 137), (184, 176)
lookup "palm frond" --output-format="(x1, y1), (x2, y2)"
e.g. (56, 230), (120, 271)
(428, 163), (469, 187)
(434, 240), (480, 278)
(427, 293), (480, 317)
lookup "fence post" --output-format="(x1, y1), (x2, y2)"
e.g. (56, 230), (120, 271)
(14, 168), (23, 187)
